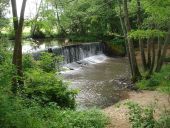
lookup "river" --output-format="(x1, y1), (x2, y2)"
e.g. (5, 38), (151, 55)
(62, 55), (130, 109)
(9, 39), (131, 109)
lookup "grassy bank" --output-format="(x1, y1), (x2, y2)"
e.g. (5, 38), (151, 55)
(137, 65), (170, 94)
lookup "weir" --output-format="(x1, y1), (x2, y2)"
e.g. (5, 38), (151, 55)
(33, 42), (105, 64)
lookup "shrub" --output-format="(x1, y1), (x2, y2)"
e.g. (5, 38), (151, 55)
(126, 102), (170, 128)
(0, 39), (14, 88)
(38, 52), (63, 72)
(24, 69), (77, 108)
(0, 93), (108, 128)
(137, 65), (170, 93)
(23, 54), (36, 70)
(126, 102), (155, 128)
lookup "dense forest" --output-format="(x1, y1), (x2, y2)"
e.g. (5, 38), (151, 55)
(0, 0), (170, 128)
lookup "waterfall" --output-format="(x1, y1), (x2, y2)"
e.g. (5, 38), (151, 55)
(33, 42), (105, 64)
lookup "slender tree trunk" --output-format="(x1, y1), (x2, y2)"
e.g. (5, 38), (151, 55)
(31, 0), (42, 37)
(156, 28), (170, 72)
(136, 0), (147, 71)
(147, 38), (152, 69)
(117, 0), (133, 75)
(123, 0), (141, 81)
(155, 36), (162, 71)
(139, 39), (147, 70)
(11, 0), (27, 93)
(54, 2), (67, 35)
(149, 40), (155, 74)
(11, 0), (18, 33)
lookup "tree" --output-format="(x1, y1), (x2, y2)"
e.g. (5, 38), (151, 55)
(126, 0), (170, 78)
(30, 0), (43, 37)
(136, 0), (147, 71)
(123, 0), (141, 81)
(11, 0), (27, 93)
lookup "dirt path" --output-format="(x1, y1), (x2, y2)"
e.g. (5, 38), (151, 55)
(103, 91), (170, 128)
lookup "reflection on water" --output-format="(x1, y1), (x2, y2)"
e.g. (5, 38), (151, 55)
(62, 56), (130, 109)
(8, 39), (65, 53)
(22, 39), (65, 53)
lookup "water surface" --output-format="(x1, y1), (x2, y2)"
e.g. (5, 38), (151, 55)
(62, 55), (130, 109)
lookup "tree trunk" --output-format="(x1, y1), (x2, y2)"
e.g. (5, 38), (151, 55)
(155, 36), (162, 71)
(156, 28), (170, 72)
(149, 40), (155, 74)
(123, 0), (141, 81)
(117, 0), (133, 76)
(11, 0), (18, 33)
(31, 0), (42, 37)
(11, 0), (27, 93)
(136, 0), (147, 71)
(147, 38), (152, 69)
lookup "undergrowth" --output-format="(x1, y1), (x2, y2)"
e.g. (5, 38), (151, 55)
(126, 101), (170, 128)
(137, 65), (170, 94)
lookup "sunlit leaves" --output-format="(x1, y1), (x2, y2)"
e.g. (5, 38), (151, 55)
(128, 29), (167, 39)
(142, 0), (170, 28)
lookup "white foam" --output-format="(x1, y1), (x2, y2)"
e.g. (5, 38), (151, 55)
(82, 54), (107, 64)
(60, 54), (108, 74)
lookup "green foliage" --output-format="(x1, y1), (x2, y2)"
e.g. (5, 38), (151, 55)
(23, 52), (75, 108)
(23, 54), (36, 70)
(48, 0), (120, 36)
(128, 29), (167, 39)
(137, 65), (170, 94)
(126, 102), (155, 128)
(68, 34), (98, 42)
(0, 84), (108, 128)
(156, 111), (170, 128)
(38, 52), (63, 72)
(126, 102), (170, 128)
(24, 68), (77, 108)
(105, 38), (126, 56)
(142, 0), (170, 28)
(0, 38), (14, 88)
(0, 18), (9, 31)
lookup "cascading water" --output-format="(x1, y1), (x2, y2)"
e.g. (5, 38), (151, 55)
(32, 42), (105, 64)
(50, 42), (104, 64)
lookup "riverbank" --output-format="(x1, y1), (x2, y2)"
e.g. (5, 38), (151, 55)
(103, 90), (170, 128)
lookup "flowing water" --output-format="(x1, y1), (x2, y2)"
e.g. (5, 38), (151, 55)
(9, 39), (131, 109)
(62, 55), (130, 109)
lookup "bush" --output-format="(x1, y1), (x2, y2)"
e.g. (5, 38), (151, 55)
(126, 102), (170, 128)
(24, 69), (77, 108)
(23, 54), (36, 70)
(39, 52), (63, 72)
(0, 93), (108, 128)
(137, 65), (170, 93)
(0, 39), (14, 88)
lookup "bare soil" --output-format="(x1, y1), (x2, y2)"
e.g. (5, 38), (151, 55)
(103, 90), (170, 128)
